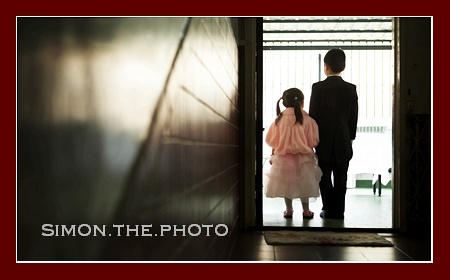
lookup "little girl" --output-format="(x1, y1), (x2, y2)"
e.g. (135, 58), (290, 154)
(264, 87), (322, 219)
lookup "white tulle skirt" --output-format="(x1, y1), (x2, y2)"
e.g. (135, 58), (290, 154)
(264, 152), (322, 202)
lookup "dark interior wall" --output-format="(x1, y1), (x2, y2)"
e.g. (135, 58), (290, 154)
(17, 17), (240, 261)
(398, 17), (432, 234)
(107, 17), (241, 261)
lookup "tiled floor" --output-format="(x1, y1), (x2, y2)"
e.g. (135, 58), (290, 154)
(228, 231), (431, 262)
(229, 187), (432, 262)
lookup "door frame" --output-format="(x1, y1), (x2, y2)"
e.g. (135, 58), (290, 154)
(252, 17), (399, 231)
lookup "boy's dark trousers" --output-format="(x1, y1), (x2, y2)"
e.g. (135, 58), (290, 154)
(318, 160), (349, 218)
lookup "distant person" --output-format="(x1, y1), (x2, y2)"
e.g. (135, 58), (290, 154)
(264, 88), (322, 219)
(309, 48), (359, 219)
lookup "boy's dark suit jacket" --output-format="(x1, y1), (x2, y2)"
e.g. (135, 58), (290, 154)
(309, 76), (358, 164)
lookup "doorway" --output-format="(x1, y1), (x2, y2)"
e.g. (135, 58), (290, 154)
(259, 17), (394, 229)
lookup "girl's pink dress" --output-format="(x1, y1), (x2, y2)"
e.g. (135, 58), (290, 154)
(264, 108), (322, 202)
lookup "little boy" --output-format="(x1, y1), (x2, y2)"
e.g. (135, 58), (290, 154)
(308, 48), (359, 219)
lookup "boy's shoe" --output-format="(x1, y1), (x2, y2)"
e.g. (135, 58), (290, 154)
(320, 210), (344, 219)
(325, 213), (344, 219)
(283, 209), (294, 218)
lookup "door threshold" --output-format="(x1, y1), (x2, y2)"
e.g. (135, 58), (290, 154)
(246, 225), (399, 233)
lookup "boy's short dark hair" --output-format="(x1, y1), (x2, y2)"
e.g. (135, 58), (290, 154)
(324, 48), (346, 73)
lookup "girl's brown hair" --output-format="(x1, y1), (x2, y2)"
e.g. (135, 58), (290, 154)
(275, 88), (304, 125)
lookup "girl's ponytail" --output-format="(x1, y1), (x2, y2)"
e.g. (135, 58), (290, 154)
(275, 97), (283, 125)
(293, 96), (304, 125)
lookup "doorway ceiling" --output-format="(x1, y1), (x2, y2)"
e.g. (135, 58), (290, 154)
(263, 16), (393, 50)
